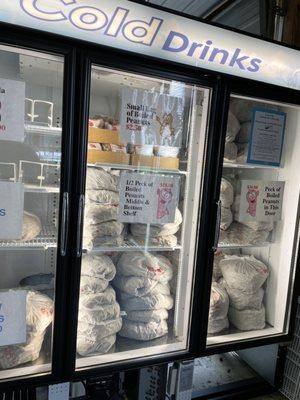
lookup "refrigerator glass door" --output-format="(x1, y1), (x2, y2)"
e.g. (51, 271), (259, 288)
(0, 45), (64, 379)
(207, 94), (300, 348)
(75, 65), (211, 369)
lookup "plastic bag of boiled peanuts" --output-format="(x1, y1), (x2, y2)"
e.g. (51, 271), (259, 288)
(117, 252), (173, 284)
(78, 302), (120, 325)
(219, 278), (264, 310)
(125, 309), (169, 324)
(220, 255), (268, 292)
(220, 178), (234, 208)
(219, 222), (271, 246)
(208, 282), (229, 334)
(81, 254), (116, 281)
(77, 318), (122, 342)
(119, 319), (168, 341)
(113, 275), (171, 297)
(77, 333), (116, 357)
(118, 291), (174, 312)
(228, 306), (266, 331)
(224, 142), (238, 161)
(130, 208), (182, 237)
(85, 167), (119, 191)
(220, 206), (233, 231)
(226, 111), (240, 143)
(84, 203), (118, 224)
(0, 332), (46, 369)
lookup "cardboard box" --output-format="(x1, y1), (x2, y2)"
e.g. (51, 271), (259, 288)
(131, 155), (179, 170)
(88, 128), (121, 144)
(87, 150), (130, 165)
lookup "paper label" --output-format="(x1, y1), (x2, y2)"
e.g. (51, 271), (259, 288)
(0, 182), (24, 239)
(0, 290), (26, 346)
(118, 172), (180, 224)
(247, 108), (286, 166)
(0, 78), (25, 142)
(120, 87), (183, 147)
(239, 180), (285, 222)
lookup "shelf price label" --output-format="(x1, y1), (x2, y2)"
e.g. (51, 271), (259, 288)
(239, 180), (285, 222)
(0, 78), (25, 142)
(0, 290), (26, 347)
(0, 182), (24, 239)
(119, 172), (180, 224)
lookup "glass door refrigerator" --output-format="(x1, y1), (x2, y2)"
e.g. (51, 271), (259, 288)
(0, 37), (74, 388)
(66, 57), (218, 376)
(204, 79), (300, 354)
(0, 20), (299, 393)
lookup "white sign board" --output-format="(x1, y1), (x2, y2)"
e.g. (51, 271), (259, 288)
(239, 180), (285, 222)
(0, 182), (24, 239)
(0, 1), (299, 90)
(0, 290), (26, 346)
(119, 172), (180, 224)
(247, 108), (286, 166)
(0, 78), (25, 142)
(120, 87), (183, 146)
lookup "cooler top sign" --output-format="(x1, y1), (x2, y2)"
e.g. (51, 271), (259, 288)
(0, 1), (300, 90)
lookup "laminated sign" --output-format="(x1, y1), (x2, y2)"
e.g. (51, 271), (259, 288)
(0, 78), (25, 142)
(238, 180), (285, 222)
(0, 182), (24, 239)
(120, 87), (184, 146)
(119, 172), (180, 224)
(0, 290), (26, 346)
(247, 108), (286, 166)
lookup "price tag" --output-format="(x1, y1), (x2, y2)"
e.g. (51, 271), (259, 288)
(247, 108), (286, 166)
(118, 172), (180, 224)
(0, 182), (24, 239)
(0, 290), (26, 346)
(239, 180), (285, 222)
(0, 78), (25, 142)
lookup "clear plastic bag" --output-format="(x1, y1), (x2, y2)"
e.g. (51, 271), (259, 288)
(77, 333), (116, 357)
(117, 252), (173, 284)
(85, 167), (119, 191)
(118, 291), (173, 311)
(125, 309), (168, 323)
(113, 275), (170, 297)
(220, 255), (268, 292)
(228, 306), (265, 331)
(119, 319), (168, 341)
(226, 111), (240, 142)
(81, 255), (116, 281)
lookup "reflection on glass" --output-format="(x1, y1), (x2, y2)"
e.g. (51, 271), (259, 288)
(76, 66), (211, 368)
(207, 95), (300, 346)
(0, 46), (63, 380)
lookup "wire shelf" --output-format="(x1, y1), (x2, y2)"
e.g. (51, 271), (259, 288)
(0, 225), (57, 249)
(84, 240), (181, 253)
(87, 163), (187, 175)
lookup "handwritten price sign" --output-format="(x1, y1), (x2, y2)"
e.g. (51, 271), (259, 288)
(0, 78), (25, 142)
(119, 172), (180, 224)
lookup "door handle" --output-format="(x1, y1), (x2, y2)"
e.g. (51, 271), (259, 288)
(60, 192), (69, 257)
(212, 200), (221, 252)
(76, 194), (85, 257)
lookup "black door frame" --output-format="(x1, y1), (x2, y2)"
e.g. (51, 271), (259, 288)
(0, 24), (76, 390)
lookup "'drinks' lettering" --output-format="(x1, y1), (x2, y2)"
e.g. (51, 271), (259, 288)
(20, 1), (262, 72)
(162, 31), (262, 72)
